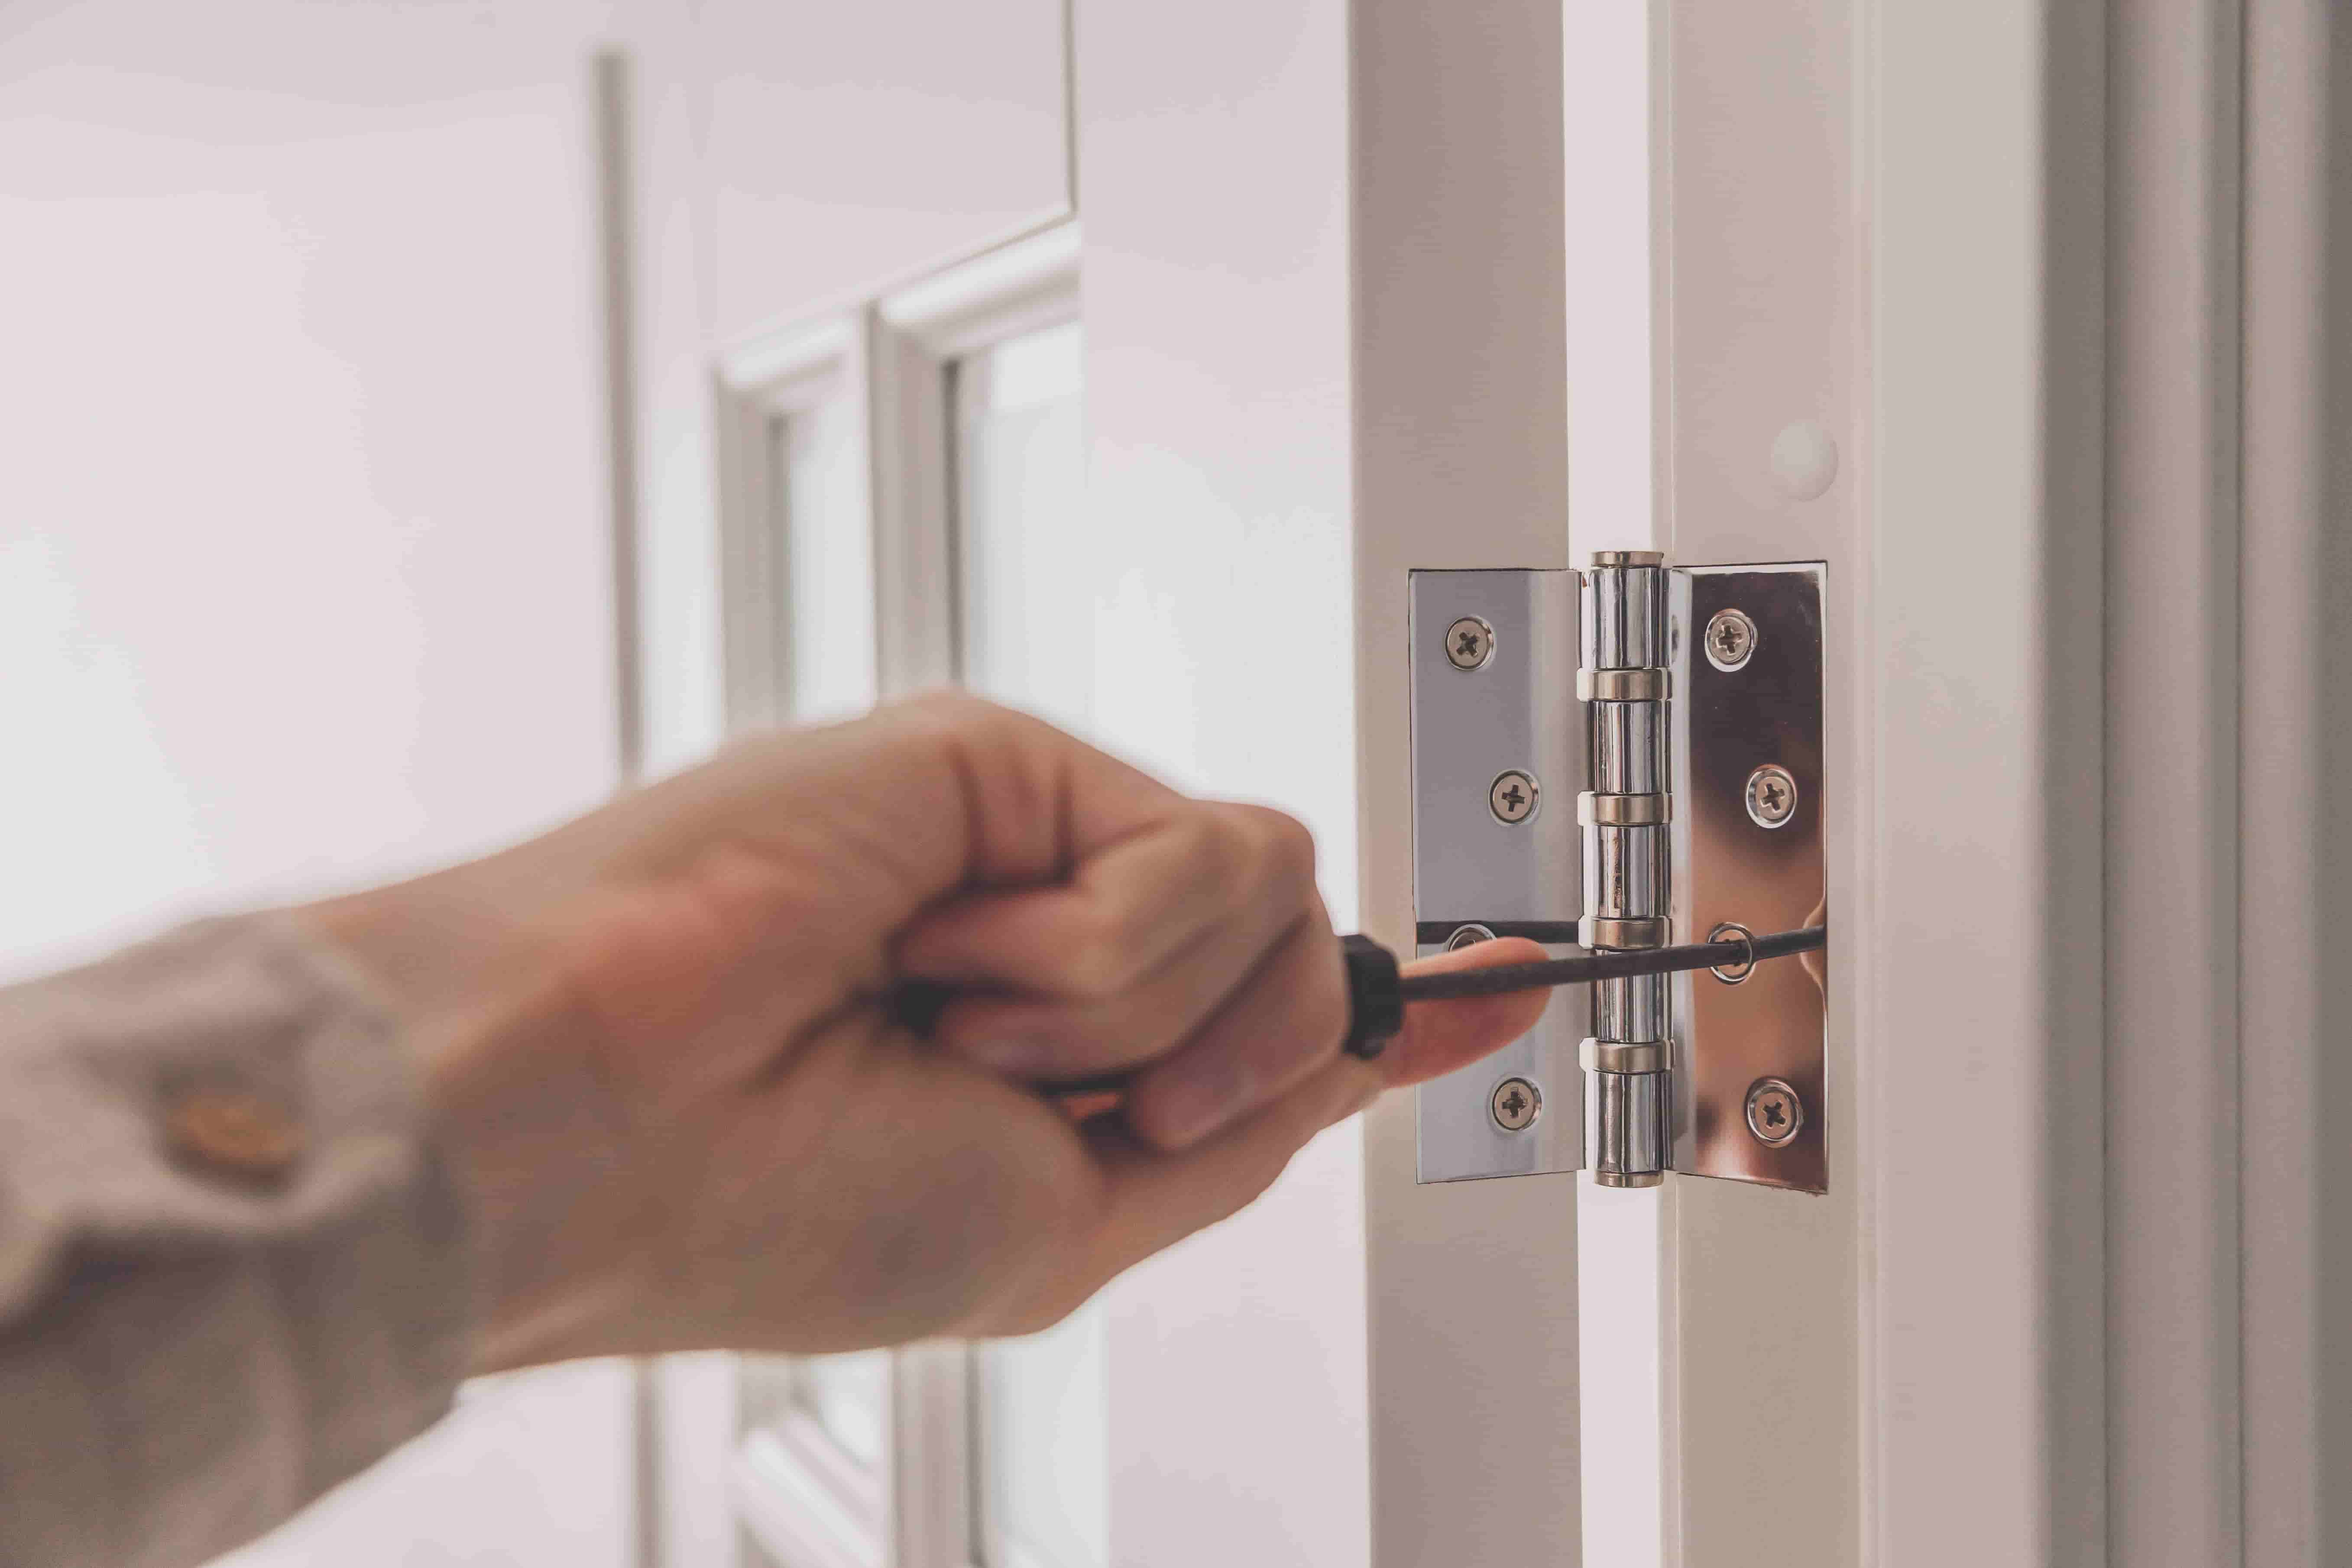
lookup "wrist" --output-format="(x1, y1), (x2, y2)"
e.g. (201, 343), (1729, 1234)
(296, 861), (552, 1062)
(295, 866), (619, 1370)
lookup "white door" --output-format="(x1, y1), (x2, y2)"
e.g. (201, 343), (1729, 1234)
(628, 1), (2352, 1566)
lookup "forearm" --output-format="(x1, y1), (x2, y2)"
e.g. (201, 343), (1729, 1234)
(0, 916), (473, 1568)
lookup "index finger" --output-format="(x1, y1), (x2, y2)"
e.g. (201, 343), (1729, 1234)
(1378, 936), (1554, 1089)
(1059, 938), (1554, 1295)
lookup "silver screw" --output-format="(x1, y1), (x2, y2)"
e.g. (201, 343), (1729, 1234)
(1704, 607), (1759, 671)
(1490, 1076), (1542, 1132)
(1444, 616), (1496, 671)
(1706, 921), (1756, 985)
(1445, 923), (1496, 951)
(1744, 764), (1798, 829)
(1745, 1078), (1803, 1147)
(1489, 769), (1540, 824)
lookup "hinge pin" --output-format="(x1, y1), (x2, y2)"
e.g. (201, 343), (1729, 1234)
(1580, 552), (1675, 1188)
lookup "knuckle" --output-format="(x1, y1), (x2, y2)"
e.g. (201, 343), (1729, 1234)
(1260, 941), (1350, 1079)
(1244, 806), (1319, 886)
(1104, 890), (1165, 959)
(897, 688), (1024, 748)
(899, 686), (993, 722)
(1057, 927), (1136, 1001)
(1303, 957), (1351, 1053)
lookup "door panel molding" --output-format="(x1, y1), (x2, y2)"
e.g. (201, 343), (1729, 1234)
(870, 222), (1081, 697)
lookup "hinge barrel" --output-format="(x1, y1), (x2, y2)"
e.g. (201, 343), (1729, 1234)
(1579, 552), (1673, 1188)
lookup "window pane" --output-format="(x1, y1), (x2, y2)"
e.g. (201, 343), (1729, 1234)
(954, 318), (1090, 735)
(953, 316), (1109, 1568)
(775, 394), (878, 724)
(797, 1351), (891, 1472)
(979, 1310), (1108, 1568)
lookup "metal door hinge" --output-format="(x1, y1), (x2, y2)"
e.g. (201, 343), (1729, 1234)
(1409, 554), (1828, 1194)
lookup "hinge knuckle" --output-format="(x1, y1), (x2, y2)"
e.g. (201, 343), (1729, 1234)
(1578, 557), (1675, 1183)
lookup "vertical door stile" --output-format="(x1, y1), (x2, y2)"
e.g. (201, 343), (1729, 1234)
(1625, 1), (1866, 1563)
(1353, 0), (1580, 1562)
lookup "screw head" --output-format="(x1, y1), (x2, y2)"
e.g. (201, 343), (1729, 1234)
(1705, 921), (1756, 984)
(1490, 1076), (1542, 1132)
(1488, 769), (1540, 825)
(1444, 616), (1496, 671)
(1445, 923), (1496, 952)
(1744, 763), (1798, 829)
(1704, 607), (1759, 671)
(1745, 1078), (1804, 1147)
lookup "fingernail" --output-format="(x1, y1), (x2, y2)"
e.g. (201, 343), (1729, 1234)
(960, 1035), (1056, 1075)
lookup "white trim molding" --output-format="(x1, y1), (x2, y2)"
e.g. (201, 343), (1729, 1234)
(712, 314), (871, 731)
(878, 223), (1081, 360)
(869, 222), (1081, 695)
(730, 1346), (979, 1568)
(704, 223), (1089, 1568)
(735, 1414), (889, 1568)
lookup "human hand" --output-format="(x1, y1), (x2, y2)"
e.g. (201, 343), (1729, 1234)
(301, 693), (1546, 1370)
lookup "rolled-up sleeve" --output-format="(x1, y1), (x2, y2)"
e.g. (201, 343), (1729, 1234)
(0, 916), (473, 1568)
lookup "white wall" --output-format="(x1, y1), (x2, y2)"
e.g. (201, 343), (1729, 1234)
(698, 1), (1067, 345)
(0, 0), (621, 968)
(0, 4), (633, 1562)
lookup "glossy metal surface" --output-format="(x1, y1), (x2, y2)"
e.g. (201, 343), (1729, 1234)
(1743, 1077), (1804, 1148)
(1590, 701), (1666, 794)
(1701, 606), (1759, 671)
(1587, 1065), (1670, 1184)
(1583, 557), (1668, 669)
(1584, 823), (1668, 918)
(1670, 563), (1829, 1192)
(1409, 569), (1586, 1182)
(1581, 556), (1674, 1186)
(1490, 1076), (1542, 1131)
(1593, 969), (1668, 1042)
(1578, 791), (1671, 826)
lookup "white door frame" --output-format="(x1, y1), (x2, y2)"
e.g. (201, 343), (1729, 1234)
(1357, 0), (2094, 1560)
(1347, 0), (1585, 1559)
(1363, 3), (2350, 1566)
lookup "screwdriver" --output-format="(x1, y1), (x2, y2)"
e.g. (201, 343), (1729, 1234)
(1334, 922), (1829, 1059)
(891, 921), (1829, 1097)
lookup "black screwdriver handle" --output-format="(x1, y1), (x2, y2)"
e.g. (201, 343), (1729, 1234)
(1339, 934), (1404, 1059)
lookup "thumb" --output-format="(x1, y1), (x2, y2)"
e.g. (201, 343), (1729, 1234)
(1379, 936), (1555, 1089)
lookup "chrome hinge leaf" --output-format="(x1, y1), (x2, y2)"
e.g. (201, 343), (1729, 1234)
(1409, 570), (1587, 1181)
(1408, 557), (1829, 1194)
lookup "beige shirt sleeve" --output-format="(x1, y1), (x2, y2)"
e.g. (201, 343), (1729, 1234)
(0, 916), (474, 1568)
